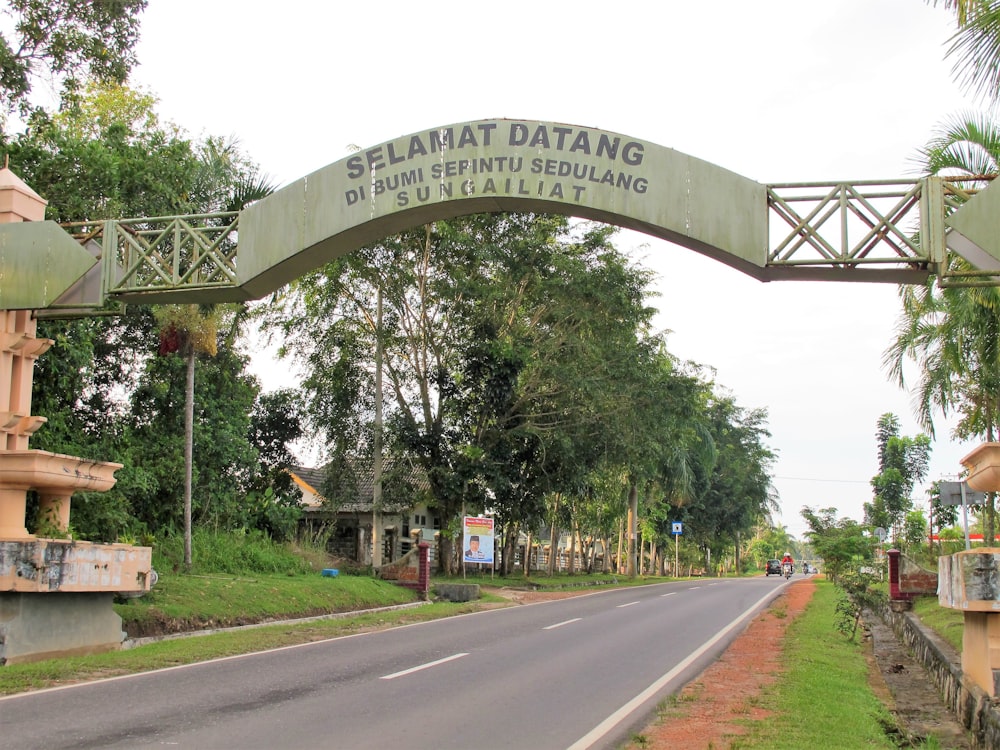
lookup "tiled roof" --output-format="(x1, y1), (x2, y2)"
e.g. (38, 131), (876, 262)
(290, 456), (428, 513)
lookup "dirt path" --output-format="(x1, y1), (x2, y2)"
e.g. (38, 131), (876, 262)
(622, 578), (972, 749)
(630, 579), (814, 748)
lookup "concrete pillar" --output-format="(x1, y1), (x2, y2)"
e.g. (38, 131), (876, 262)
(963, 611), (1000, 697)
(0, 592), (124, 665)
(37, 491), (72, 534)
(0, 163), (47, 223)
(0, 167), (152, 665)
(939, 548), (1000, 696)
(0, 486), (30, 538)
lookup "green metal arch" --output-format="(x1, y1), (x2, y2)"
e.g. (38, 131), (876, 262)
(235, 119), (769, 300)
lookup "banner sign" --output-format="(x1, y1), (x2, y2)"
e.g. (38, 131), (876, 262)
(463, 516), (495, 564)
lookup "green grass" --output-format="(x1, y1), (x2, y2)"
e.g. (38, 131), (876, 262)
(734, 580), (902, 749)
(911, 594), (964, 653)
(115, 571), (417, 635)
(152, 529), (318, 576)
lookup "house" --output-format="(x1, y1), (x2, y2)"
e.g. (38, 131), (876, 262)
(289, 458), (438, 565)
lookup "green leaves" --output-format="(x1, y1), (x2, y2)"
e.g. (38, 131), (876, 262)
(1, 0), (147, 117)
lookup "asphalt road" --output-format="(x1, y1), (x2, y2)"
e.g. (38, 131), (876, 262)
(0, 577), (791, 749)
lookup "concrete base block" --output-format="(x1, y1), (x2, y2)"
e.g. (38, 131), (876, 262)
(0, 591), (124, 665)
(435, 583), (480, 602)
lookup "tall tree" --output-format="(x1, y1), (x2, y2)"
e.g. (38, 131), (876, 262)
(801, 506), (875, 583)
(151, 136), (274, 568)
(10, 84), (274, 546)
(0, 0), (146, 121)
(866, 413), (931, 542)
(272, 214), (661, 573)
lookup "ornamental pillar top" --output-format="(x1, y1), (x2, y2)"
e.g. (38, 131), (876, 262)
(0, 162), (47, 223)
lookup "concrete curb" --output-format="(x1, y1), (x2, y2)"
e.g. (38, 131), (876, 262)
(122, 601), (429, 649)
(879, 605), (1000, 748)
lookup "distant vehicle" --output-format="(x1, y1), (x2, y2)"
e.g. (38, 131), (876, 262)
(765, 559), (782, 576)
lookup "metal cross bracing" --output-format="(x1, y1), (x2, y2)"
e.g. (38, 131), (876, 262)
(62, 211), (242, 307)
(58, 176), (995, 307)
(766, 176), (992, 287)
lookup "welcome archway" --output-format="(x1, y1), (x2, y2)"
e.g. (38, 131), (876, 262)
(5, 117), (996, 312)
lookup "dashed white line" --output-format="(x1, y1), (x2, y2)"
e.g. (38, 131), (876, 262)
(380, 652), (469, 680)
(544, 618), (582, 630)
(660, 592), (677, 598)
(616, 601), (640, 608)
(568, 586), (782, 749)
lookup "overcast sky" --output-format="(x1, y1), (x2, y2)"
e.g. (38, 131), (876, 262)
(127, 0), (993, 539)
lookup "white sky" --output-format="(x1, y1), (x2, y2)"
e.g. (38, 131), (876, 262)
(127, 0), (994, 539)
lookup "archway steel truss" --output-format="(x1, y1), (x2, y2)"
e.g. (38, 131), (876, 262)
(56, 175), (993, 312)
(766, 176), (987, 286)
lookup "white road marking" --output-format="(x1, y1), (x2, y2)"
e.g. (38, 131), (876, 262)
(544, 618), (582, 630)
(616, 601), (640, 608)
(380, 652), (469, 680)
(660, 592), (677, 598)
(567, 586), (781, 750)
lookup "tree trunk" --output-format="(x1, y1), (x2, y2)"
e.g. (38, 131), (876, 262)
(616, 517), (624, 574)
(437, 534), (454, 575)
(503, 521), (517, 576)
(548, 494), (560, 576)
(183, 340), (195, 571)
(568, 515), (577, 575)
(524, 531), (533, 578)
(626, 482), (638, 577)
(986, 495), (997, 547)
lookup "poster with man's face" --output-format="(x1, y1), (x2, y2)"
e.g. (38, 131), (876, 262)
(463, 516), (495, 564)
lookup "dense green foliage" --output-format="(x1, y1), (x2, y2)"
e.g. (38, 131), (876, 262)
(801, 506), (876, 582)
(271, 214), (777, 574)
(865, 413), (931, 546)
(1, 85), (298, 544)
(0, 0), (147, 118)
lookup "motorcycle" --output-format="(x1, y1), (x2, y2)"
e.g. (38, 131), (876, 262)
(782, 562), (793, 579)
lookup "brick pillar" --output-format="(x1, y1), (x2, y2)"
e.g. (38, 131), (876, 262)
(417, 542), (431, 601)
(887, 549), (903, 600)
(886, 548), (916, 609)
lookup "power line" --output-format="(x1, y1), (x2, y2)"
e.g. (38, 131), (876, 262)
(774, 475), (870, 485)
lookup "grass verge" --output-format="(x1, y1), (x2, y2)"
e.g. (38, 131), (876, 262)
(0, 598), (486, 696)
(115, 571), (418, 636)
(736, 579), (902, 749)
(911, 594), (964, 653)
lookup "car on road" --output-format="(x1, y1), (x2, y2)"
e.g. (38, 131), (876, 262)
(765, 559), (782, 576)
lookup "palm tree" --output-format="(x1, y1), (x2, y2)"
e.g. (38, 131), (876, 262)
(885, 110), (1000, 543)
(930, 0), (1000, 103)
(160, 137), (275, 569)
